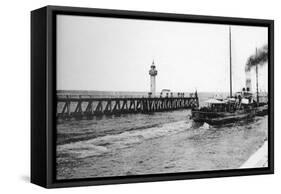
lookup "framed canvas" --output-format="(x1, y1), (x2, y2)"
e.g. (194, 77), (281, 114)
(31, 5), (274, 188)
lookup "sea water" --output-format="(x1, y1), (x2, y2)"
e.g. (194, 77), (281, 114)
(56, 91), (268, 179)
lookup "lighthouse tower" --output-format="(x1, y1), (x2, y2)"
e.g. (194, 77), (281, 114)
(149, 60), (158, 96)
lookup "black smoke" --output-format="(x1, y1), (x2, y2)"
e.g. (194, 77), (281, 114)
(245, 44), (268, 72)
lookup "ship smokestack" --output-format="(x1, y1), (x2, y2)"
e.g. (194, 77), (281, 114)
(245, 71), (252, 92)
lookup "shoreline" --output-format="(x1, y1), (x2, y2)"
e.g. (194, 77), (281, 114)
(240, 140), (268, 168)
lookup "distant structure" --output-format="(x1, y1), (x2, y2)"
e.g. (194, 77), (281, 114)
(161, 89), (170, 97)
(149, 60), (158, 96)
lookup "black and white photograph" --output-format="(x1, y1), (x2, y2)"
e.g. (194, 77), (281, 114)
(56, 14), (269, 180)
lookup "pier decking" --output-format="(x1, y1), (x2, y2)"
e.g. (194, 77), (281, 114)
(57, 95), (199, 119)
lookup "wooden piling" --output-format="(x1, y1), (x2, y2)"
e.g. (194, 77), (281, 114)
(57, 95), (199, 120)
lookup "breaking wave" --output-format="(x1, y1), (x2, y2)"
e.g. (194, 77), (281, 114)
(57, 120), (193, 158)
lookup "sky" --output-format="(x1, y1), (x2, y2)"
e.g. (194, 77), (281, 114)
(57, 15), (268, 93)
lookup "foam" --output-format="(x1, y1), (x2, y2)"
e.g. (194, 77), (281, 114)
(58, 120), (193, 158)
(58, 142), (109, 158)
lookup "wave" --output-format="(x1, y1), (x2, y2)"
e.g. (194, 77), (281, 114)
(57, 123), (161, 145)
(57, 120), (193, 159)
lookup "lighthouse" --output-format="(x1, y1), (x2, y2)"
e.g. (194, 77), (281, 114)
(149, 60), (158, 96)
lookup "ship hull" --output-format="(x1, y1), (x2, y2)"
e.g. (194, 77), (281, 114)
(256, 105), (268, 116)
(191, 109), (256, 125)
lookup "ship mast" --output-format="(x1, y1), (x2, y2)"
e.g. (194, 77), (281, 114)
(229, 26), (233, 98)
(256, 48), (259, 106)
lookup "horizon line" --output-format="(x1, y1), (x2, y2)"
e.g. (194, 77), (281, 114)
(56, 89), (267, 94)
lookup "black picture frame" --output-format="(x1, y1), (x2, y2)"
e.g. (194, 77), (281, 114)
(31, 5), (274, 188)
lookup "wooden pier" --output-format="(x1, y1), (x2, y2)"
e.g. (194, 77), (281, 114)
(57, 95), (199, 119)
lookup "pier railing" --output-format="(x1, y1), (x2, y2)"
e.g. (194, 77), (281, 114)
(57, 95), (199, 119)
